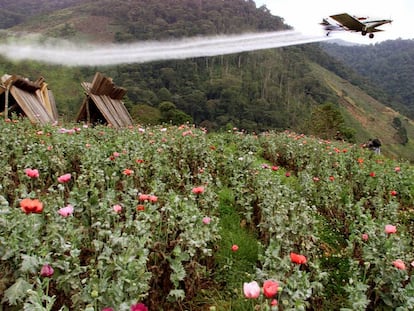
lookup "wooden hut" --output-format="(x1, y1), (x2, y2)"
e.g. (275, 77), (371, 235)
(76, 72), (133, 128)
(0, 74), (58, 124)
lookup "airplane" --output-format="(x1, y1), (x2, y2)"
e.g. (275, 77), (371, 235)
(321, 13), (392, 39)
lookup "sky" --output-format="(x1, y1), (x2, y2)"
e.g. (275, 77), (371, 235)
(254, 0), (414, 44)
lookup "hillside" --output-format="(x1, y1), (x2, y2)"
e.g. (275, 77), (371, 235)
(0, 0), (87, 29)
(5, 0), (287, 42)
(1, 0), (414, 161)
(322, 40), (414, 119)
(309, 62), (414, 160)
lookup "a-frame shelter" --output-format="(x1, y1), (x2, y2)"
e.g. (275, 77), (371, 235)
(0, 74), (58, 124)
(76, 72), (133, 128)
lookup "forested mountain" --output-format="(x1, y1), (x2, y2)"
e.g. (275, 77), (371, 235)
(0, 0), (86, 29)
(4, 0), (287, 41)
(1, 0), (414, 160)
(323, 40), (414, 118)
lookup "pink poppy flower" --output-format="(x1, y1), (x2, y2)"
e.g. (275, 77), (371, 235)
(362, 233), (369, 241)
(182, 130), (193, 137)
(385, 224), (397, 234)
(25, 168), (39, 179)
(58, 173), (71, 183)
(102, 308), (114, 311)
(40, 264), (54, 277)
(113, 204), (122, 213)
(149, 195), (158, 203)
(130, 302), (148, 311)
(192, 186), (205, 195)
(395, 166), (401, 172)
(231, 244), (239, 252)
(202, 217), (211, 225)
(243, 281), (261, 299)
(58, 205), (74, 217)
(393, 259), (406, 270)
(138, 194), (150, 201)
(390, 190), (398, 196)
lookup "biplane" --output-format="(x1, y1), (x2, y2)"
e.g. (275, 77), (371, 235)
(321, 13), (392, 39)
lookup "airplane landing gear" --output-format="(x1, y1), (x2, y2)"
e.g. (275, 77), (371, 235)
(369, 33), (374, 39)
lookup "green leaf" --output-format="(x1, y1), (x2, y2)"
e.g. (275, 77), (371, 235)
(20, 254), (40, 274)
(2, 278), (33, 305)
(167, 289), (185, 301)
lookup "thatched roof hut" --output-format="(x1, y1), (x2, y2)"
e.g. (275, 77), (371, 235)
(0, 74), (58, 124)
(76, 72), (133, 128)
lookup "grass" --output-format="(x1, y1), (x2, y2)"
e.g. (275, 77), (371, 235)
(204, 187), (261, 310)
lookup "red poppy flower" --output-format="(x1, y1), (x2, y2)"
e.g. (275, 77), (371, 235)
(290, 252), (307, 264)
(20, 198), (43, 214)
(123, 168), (133, 176)
(136, 205), (145, 211)
(231, 244), (239, 252)
(130, 302), (148, 311)
(263, 280), (279, 298)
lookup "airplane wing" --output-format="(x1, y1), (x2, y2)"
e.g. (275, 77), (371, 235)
(329, 13), (365, 31)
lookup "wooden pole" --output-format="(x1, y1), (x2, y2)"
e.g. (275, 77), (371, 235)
(86, 96), (90, 124)
(4, 85), (10, 120)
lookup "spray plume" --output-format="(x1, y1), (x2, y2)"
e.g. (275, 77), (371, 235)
(0, 30), (331, 66)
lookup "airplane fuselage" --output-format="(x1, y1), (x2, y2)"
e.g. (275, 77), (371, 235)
(321, 13), (392, 39)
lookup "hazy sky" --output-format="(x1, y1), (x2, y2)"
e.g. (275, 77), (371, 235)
(254, 0), (414, 43)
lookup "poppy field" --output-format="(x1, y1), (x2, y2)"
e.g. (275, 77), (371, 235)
(0, 118), (413, 311)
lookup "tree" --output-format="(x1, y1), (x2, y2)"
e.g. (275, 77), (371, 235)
(159, 101), (192, 125)
(308, 103), (345, 140)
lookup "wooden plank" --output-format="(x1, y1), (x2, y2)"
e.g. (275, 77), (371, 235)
(47, 90), (59, 121)
(90, 94), (119, 127)
(112, 99), (133, 125)
(10, 86), (54, 124)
